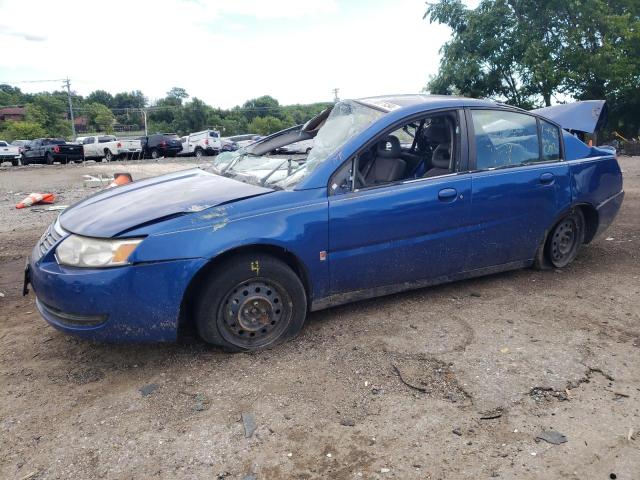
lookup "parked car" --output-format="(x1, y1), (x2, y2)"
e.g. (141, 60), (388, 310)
(25, 95), (623, 352)
(229, 133), (263, 149)
(220, 138), (239, 152)
(22, 138), (83, 165)
(0, 140), (22, 166)
(179, 130), (222, 158)
(81, 135), (142, 161)
(279, 138), (314, 154)
(11, 139), (31, 151)
(140, 134), (182, 159)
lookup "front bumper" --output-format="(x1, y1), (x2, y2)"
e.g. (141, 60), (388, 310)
(28, 249), (206, 342)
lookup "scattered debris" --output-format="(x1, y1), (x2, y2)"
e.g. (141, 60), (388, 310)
(470, 292), (482, 297)
(16, 192), (55, 209)
(380, 467), (391, 473)
(340, 419), (355, 427)
(83, 174), (111, 187)
(391, 356), (472, 403)
(535, 430), (567, 445)
(193, 393), (209, 411)
(606, 237), (614, 241)
(107, 172), (133, 188)
(500, 347), (510, 353)
(452, 428), (462, 436)
(0, 292), (4, 297)
(242, 412), (257, 438)
(480, 408), (503, 420)
(242, 474), (257, 480)
(139, 383), (158, 397)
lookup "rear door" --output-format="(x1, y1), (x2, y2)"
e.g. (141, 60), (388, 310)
(465, 109), (570, 269)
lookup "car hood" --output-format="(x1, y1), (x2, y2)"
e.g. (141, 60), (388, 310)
(59, 168), (273, 237)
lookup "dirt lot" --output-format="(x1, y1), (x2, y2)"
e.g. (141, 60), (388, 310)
(1, 157), (639, 479)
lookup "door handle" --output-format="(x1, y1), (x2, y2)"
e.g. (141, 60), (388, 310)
(438, 188), (458, 201)
(540, 172), (555, 185)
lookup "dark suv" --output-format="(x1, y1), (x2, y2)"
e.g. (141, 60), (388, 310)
(140, 134), (183, 159)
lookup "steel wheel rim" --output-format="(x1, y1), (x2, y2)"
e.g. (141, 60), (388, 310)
(550, 218), (577, 263)
(218, 278), (291, 348)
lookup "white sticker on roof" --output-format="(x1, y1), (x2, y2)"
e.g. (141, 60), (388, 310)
(359, 99), (401, 112)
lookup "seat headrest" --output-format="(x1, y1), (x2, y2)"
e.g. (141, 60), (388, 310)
(431, 145), (451, 169)
(376, 135), (401, 158)
(423, 124), (450, 144)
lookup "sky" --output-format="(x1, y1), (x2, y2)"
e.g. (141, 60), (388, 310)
(0, 0), (479, 108)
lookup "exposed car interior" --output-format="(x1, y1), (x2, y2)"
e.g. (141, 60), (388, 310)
(354, 113), (458, 189)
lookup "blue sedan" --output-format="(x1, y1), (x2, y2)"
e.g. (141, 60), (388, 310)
(26, 95), (624, 351)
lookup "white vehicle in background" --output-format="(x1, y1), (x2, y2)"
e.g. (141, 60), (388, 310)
(279, 138), (314, 154)
(80, 135), (142, 161)
(0, 140), (22, 166)
(179, 129), (222, 158)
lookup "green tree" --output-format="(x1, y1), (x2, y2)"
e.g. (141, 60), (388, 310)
(424, 0), (640, 135)
(87, 103), (115, 133)
(248, 116), (285, 135)
(242, 95), (281, 121)
(87, 90), (114, 108)
(0, 121), (46, 141)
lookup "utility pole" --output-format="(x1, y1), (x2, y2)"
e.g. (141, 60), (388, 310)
(63, 78), (76, 139)
(141, 109), (148, 136)
(332, 88), (340, 103)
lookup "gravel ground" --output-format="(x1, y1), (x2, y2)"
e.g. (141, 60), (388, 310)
(0, 156), (638, 479)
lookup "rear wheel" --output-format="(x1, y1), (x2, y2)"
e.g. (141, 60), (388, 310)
(194, 147), (203, 159)
(45, 153), (53, 165)
(104, 150), (113, 161)
(545, 210), (585, 268)
(150, 148), (160, 160)
(195, 254), (307, 351)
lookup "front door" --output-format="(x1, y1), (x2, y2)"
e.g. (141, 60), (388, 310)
(328, 176), (471, 293)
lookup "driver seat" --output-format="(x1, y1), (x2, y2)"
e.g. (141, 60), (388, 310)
(364, 135), (406, 184)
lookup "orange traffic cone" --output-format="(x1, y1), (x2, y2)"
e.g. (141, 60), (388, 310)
(16, 193), (56, 209)
(107, 172), (133, 188)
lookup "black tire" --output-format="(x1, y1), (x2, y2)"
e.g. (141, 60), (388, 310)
(544, 209), (585, 268)
(194, 147), (203, 159)
(104, 150), (113, 161)
(45, 153), (53, 165)
(195, 253), (307, 351)
(150, 148), (160, 160)
(11, 159), (19, 166)
(21, 154), (29, 166)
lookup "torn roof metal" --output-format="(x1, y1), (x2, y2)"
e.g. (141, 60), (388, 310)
(532, 100), (607, 134)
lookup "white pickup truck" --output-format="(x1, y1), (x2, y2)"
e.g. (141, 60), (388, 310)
(80, 135), (142, 161)
(0, 140), (22, 166)
(179, 129), (222, 158)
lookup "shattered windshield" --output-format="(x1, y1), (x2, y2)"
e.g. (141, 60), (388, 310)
(210, 100), (384, 189)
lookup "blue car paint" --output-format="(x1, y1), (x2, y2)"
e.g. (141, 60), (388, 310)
(27, 95), (624, 343)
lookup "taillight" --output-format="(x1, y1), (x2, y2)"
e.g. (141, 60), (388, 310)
(205, 139), (209, 145)
(117, 142), (122, 148)
(160, 141), (166, 147)
(53, 145), (60, 153)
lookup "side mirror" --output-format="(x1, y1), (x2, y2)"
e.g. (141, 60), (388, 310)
(24, 145), (31, 151)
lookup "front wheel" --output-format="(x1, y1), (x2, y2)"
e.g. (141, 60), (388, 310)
(195, 254), (307, 351)
(545, 210), (585, 268)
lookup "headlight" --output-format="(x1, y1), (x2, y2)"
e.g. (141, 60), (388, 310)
(56, 235), (143, 268)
